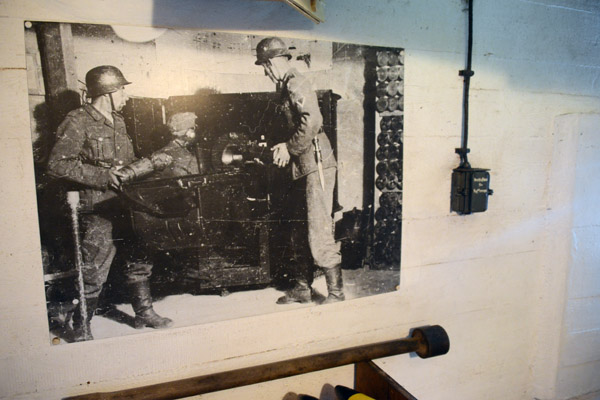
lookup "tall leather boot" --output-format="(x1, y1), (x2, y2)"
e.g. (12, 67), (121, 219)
(322, 265), (345, 304)
(72, 296), (98, 342)
(130, 280), (173, 329)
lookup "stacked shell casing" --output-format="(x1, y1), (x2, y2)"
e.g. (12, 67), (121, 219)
(373, 49), (403, 267)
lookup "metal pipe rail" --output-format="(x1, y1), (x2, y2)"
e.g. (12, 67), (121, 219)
(64, 325), (449, 400)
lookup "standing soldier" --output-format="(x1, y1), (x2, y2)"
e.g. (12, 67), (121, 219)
(47, 65), (173, 341)
(254, 37), (344, 304)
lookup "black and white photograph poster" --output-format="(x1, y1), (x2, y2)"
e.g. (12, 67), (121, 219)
(25, 21), (404, 343)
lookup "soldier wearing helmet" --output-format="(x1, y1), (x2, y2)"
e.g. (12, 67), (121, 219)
(255, 37), (292, 66)
(47, 65), (173, 341)
(254, 37), (344, 305)
(153, 112), (200, 178)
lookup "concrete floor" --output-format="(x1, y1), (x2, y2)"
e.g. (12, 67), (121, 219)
(49, 268), (399, 344)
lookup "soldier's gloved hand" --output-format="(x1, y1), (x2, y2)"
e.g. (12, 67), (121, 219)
(271, 142), (290, 168)
(107, 168), (132, 190)
(150, 152), (173, 171)
(117, 166), (137, 184)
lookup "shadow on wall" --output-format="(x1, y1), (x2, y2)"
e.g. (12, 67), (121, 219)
(151, 0), (315, 31)
(32, 90), (81, 166)
(32, 89), (82, 306)
(147, 0), (600, 97)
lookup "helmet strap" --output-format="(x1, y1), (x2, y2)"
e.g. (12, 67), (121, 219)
(264, 62), (283, 86)
(109, 92), (116, 112)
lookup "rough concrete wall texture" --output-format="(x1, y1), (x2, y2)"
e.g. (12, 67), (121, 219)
(0, 1), (599, 399)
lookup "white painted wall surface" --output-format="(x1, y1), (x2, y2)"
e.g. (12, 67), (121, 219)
(0, 1), (599, 399)
(550, 115), (600, 400)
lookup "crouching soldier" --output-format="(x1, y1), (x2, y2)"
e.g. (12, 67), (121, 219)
(115, 112), (199, 183)
(154, 112), (200, 178)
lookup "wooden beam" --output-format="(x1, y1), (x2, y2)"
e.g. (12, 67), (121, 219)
(36, 22), (80, 130)
(63, 327), (442, 400)
(65, 326), (449, 399)
(36, 22), (78, 95)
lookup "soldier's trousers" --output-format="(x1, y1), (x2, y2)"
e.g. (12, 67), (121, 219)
(80, 213), (152, 298)
(287, 168), (341, 271)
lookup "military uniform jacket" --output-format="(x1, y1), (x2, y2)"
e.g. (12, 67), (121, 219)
(47, 104), (136, 210)
(153, 139), (199, 178)
(282, 68), (336, 180)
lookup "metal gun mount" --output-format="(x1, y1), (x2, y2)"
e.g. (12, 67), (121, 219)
(214, 132), (273, 167)
(121, 143), (274, 291)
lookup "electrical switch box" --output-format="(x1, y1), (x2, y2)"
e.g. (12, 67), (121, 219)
(451, 167), (493, 214)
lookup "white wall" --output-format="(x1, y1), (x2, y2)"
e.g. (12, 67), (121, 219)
(0, 1), (599, 399)
(547, 114), (600, 400)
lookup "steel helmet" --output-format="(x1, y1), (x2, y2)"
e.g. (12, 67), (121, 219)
(167, 112), (197, 136)
(255, 37), (292, 65)
(85, 65), (131, 98)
